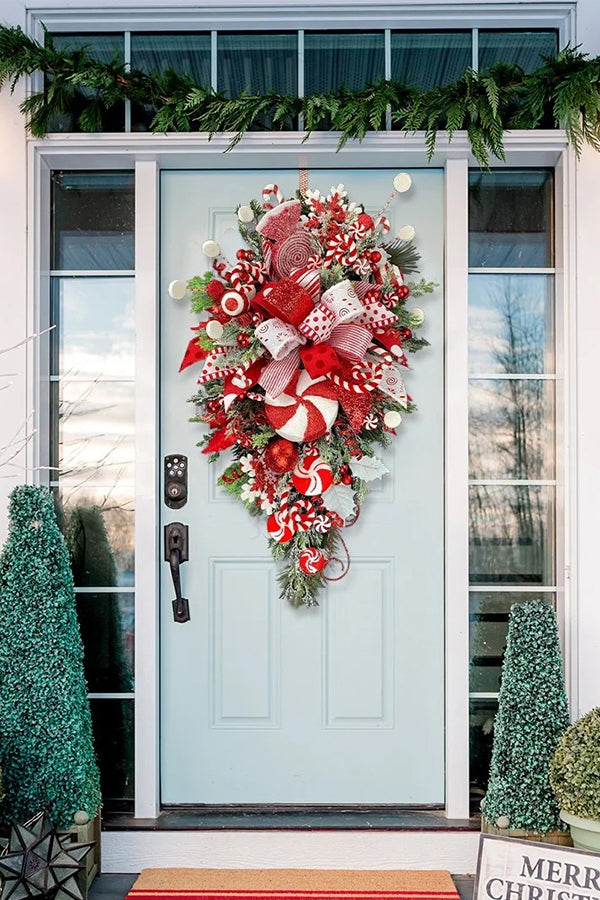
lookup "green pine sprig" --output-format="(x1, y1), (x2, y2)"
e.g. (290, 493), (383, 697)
(3, 26), (600, 165)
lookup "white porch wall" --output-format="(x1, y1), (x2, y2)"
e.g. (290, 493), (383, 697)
(0, 1), (28, 544)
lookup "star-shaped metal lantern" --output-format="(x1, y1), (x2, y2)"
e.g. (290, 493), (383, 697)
(0, 811), (93, 900)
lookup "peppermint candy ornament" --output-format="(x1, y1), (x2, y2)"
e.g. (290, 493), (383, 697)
(298, 548), (327, 574)
(221, 290), (249, 317)
(292, 450), (334, 496)
(272, 231), (318, 278)
(265, 370), (339, 443)
(266, 511), (294, 543)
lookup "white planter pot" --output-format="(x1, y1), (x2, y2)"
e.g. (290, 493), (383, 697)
(560, 811), (600, 852)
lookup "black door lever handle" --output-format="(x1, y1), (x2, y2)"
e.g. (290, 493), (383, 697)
(164, 522), (190, 623)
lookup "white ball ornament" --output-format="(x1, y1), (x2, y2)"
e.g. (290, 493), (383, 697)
(73, 810), (90, 825)
(398, 225), (416, 242)
(168, 280), (187, 301)
(202, 239), (221, 258)
(407, 307), (425, 327)
(393, 172), (412, 193)
(496, 816), (510, 829)
(206, 320), (224, 341)
(237, 205), (255, 223)
(384, 411), (403, 428)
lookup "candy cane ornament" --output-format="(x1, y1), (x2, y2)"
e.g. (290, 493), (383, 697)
(262, 184), (284, 209)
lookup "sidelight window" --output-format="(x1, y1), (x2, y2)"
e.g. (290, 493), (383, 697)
(467, 169), (557, 808)
(49, 171), (136, 809)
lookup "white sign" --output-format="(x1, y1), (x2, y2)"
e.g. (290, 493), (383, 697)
(475, 834), (600, 900)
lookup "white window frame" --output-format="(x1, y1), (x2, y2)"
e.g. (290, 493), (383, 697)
(29, 128), (576, 829)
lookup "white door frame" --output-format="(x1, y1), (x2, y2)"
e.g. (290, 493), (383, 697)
(27, 130), (575, 829)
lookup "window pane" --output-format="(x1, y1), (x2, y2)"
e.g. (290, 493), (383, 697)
(49, 35), (125, 132)
(90, 699), (134, 801)
(469, 485), (555, 585)
(131, 32), (210, 82)
(52, 172), (135, 270)
(469, 380), (555, 480)
(469, 592), (554, 693)
(77, 592), (134, 692)
(50, 277), (135, 378)
(57, 380), (135, 485)
(479, 31), (558, 74)
(470, 698), (497, 805)
(304, 32), (385, 94)
(391, 32), (471, 90)
(130, 33), (211, 131)
(56, 486), (135, 587)
(219, 33), (297, 96)
(468, 274), (554, 374)
(469, 170), (553, 267)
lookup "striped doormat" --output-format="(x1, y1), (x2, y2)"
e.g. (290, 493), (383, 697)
(126, 868), (460, 900)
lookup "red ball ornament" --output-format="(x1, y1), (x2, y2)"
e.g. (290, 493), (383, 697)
(237, 332), (251, 348)
(341, 474), (353, 485)
(206, 279), (225, 301)
(397, 285), (411, 301)
(370, 250), (382, 264)
(264, 439), (299, 474)
(399, 326), (413, 341)
(298, 548), (327, 574)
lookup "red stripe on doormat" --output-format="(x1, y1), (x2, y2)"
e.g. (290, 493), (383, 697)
(129, 892), (459, 896)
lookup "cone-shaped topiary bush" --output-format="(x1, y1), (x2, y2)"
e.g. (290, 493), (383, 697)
(0, 485), (101, 827)
(550, 706), (600, 820)
(483, 600), (570, 832)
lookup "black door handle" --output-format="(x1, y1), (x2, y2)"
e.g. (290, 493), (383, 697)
(164, 522), (190, 623)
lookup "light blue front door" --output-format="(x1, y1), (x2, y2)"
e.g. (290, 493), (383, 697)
(160, 168), (445, 804)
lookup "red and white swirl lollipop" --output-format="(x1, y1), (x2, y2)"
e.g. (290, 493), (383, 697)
(272, 231), (318, 278)
(266, 510), (294, 543)
(292, 450), (334, 496)
(265, 371), (339, 443)
(298, 548), (327, 574)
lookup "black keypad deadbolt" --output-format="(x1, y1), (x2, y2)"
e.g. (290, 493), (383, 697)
(164, 454), (188, 509)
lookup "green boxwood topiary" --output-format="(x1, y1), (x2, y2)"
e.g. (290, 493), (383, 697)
(483, 600), (570, 833)
(550, 707), (600, 820)
(0, 485), (102, 828)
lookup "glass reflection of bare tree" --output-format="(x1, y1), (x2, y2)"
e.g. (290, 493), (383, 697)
(54, 372), (135, 801)
(470, 278), (551, 586)
(57, 376), (135, 581)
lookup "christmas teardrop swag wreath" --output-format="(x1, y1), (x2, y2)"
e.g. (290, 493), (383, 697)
(179, 177), (435, 607)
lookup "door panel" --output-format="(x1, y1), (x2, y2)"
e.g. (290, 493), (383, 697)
(160, 168), (444, 804)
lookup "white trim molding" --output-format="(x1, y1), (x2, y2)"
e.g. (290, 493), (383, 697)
(101, 829), (481, 874)
(28, 3), (575, 41)
(444, 158), (470, 821)
(134, 159), (161, 818)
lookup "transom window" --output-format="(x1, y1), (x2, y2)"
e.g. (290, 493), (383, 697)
(47, 28), (558, 133)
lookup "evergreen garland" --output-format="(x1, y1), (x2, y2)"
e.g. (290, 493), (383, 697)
(1, 25), (600, 164)
(483, 600), (570, 833)
(0, 485), (102, 828)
